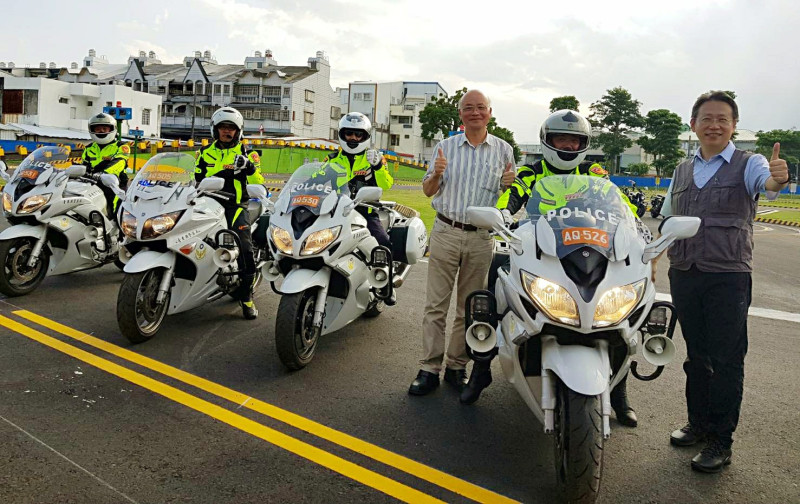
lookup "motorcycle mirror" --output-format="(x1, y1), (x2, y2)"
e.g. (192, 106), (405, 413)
(658, 215), (701, 240)
(66, 165), (86, 178)
(246, 183), (267, 200)
(354, 186), (382, 203)
(197, 177), (225, 192)
(466, 206), (502, 230)
(535, 216), (558, 257)
(0, 160), (10, 182)
(99, 173), (119, 188)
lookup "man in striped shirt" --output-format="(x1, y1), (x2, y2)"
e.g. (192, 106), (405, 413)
(408, 89), (516, 399)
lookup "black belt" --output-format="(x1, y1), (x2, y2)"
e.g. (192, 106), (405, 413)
(437, 213), (478, 232)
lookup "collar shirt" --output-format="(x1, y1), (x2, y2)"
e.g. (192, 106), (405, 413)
(424, 132), (514, 223)
(661, 141), (777, 217)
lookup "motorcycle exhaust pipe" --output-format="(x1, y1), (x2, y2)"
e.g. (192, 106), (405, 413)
(392, 262), (410, 288)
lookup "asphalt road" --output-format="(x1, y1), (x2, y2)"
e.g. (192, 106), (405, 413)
(1, 217), (799, 504)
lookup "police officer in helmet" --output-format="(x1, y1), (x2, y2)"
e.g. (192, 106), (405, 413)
(323, 112), (396, 304)
(194, 107), (261, 319)
(81, 113), (130, 219)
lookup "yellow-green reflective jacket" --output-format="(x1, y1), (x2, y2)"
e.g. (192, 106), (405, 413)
(81, 141), (129, 176)
(194, 142), (260, 206)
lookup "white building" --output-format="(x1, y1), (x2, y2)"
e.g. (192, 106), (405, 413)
(339, 81), (447, 162)
(1, 73), (162, 139)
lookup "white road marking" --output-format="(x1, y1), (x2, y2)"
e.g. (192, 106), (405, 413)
(655, 293), (800, 324)
(0, 414), (141, 504)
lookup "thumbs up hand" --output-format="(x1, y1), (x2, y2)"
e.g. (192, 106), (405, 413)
(769, 143), (790, 184)
(501, 162), (515, 187)
(434, 147), (447, 177)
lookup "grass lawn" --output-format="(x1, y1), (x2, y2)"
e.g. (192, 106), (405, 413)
(383, 188), (435, 230)
(756, 209), (800, 224)
(759, 195), (800, 209)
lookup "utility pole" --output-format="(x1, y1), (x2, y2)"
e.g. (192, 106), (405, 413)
(190, 85), (197, 140)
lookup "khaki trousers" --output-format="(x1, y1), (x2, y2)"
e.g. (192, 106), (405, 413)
(420, 218), (494, 373)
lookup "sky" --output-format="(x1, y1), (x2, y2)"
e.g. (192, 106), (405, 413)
(2, 0), (798, 143)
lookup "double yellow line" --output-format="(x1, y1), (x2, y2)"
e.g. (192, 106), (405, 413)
(0, 310), (518, 504)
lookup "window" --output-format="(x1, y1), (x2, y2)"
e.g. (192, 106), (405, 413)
(330, 106), (341, 119)
(390, 135), (400, 146)
(398, 116), (412, 124)
(303, 111), (314, 126)
(214, 84), (221, 94)
(237, 85), (258, 96)
(305, 90), (315, 102)
(404, 135), (410, 139)
(142, 109), (151, 125)
(264, 86), (281, 97)
(363, 93), (372, 101)
(353, 93), (363, 100)
(243, 109), (253, 119)
(283, 87), (290, 98)
(106, 102), (113, 107)
(425, 139), (432, 148)
(330, 128), (338, 140)
(282, 110), (290, 121)
(58, 97), (69, 104)
(223, 85), (230, 94)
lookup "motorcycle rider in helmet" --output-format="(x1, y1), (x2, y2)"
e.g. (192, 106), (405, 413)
(461, 110), (643, 428)
(322, 112), (396, 305)
(194, 107), (261, 320)
(81, 113), (130, 219)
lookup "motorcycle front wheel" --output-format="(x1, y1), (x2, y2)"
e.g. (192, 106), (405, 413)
(0, 238), (49, 297)
(554, 379), (604, 504)
(275, 290), (321, 370)
(117, 269), (170, 344)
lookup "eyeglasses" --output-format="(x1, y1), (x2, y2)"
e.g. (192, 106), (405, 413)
(698, 117), (733, 126)
(460, 105), (489, 114)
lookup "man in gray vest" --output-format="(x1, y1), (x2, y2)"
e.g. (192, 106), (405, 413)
(658, 91), (789, 473)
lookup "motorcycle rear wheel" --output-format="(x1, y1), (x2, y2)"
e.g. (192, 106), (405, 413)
(117, 269), (170, 344)
(275, 290), (321, 370)
(0, 238), (49, 297)
(554, 380), (604, 504)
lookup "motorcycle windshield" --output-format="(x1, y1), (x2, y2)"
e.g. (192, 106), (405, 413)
(525, 174), (637, 260)
(278, 162), (350, 216)
(12, 146), (72, 183)
(132, 153), (196, 189)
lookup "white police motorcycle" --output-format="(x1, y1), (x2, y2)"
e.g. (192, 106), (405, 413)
(267, 162), (427, 370)
(114, 153), (274, 343)
(0, 146), (122, 296)
(464, 174), (699, 504)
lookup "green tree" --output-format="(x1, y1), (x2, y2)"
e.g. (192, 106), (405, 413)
(638, 109), (685, 177)
(419, 87), (467, 140)
(549, 96), (580, 113)
(488, 118), (521, 162)
(625, 162), (651, 176)
(589, 87), (644, 175)
(756, 129), (800, 180)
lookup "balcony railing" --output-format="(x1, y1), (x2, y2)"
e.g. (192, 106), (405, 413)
(232, 96), (282, 104)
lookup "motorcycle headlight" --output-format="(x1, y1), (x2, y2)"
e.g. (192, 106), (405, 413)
(592, 279), (646, 328)
(3, 192), (12, 213)
(121, 210), (138, 239)
(301, 226), (341, 256)
(270, 225), (293, 255)
(18, 193), (52, 214)
(521, 271), (580, 327)
(141, 211), (183, 240)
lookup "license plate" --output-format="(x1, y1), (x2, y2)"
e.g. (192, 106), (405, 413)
(19, 169), (39, 180)
(291, 195), (321, 208)
(562, 227), (609, 248)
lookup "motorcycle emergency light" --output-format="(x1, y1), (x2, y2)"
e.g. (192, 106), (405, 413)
(18, 193), (51, 214)
(592, 279), (645, 328)
(301, 226), (340, 256)
(270, 225), (293, 254)
(521, 271), (580, 327)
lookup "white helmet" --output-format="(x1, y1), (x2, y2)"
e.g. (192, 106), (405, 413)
(540, 110), (592, 173)
(210, 107), (244, 142)
(88, 113), (117, 146)
(338, 112), (371, 154)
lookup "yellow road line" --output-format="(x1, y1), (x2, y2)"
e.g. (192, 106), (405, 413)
(14, 309), (518, 504)
(0, 315), (443, 504)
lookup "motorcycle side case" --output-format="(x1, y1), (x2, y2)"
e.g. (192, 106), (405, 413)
(388, 216), (427, 264)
